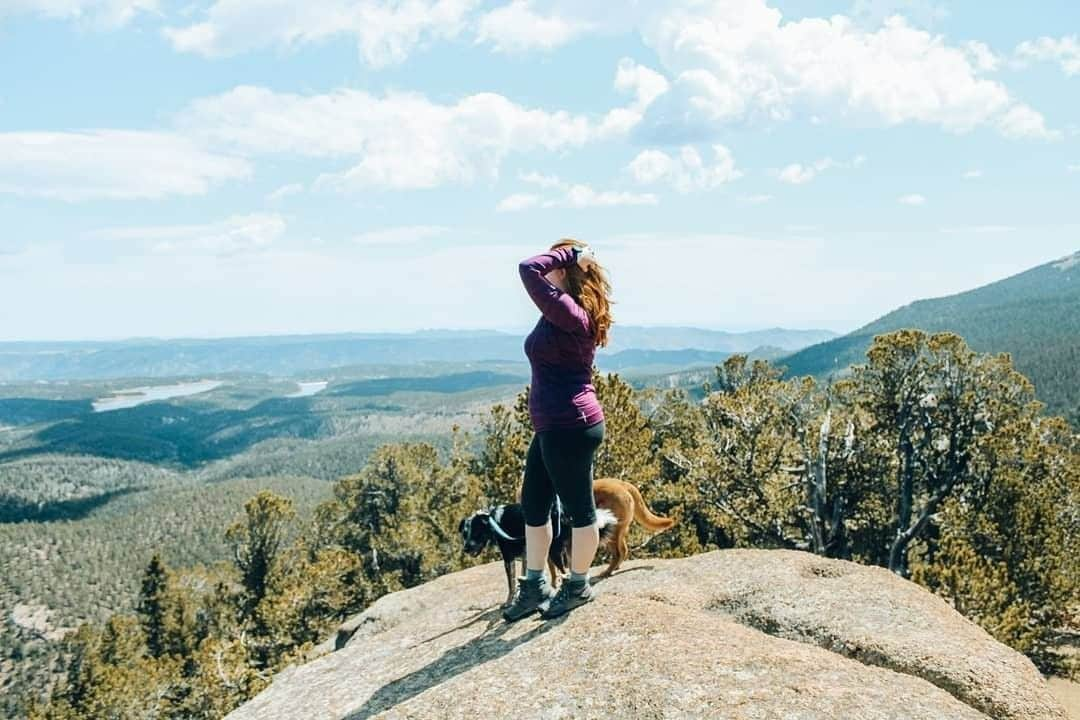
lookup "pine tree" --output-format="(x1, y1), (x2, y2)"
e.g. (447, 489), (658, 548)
(225, 491), (296, 618)
(137, 554), (170, 659)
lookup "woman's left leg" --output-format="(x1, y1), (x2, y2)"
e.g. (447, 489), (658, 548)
(520, 432), (556, 574)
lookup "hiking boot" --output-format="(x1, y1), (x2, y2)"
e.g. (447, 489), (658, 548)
(502, 575), (557, 622)
(539, 577), (594, 619)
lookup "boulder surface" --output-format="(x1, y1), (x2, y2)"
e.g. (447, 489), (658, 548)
(226, 549), (1068, 720)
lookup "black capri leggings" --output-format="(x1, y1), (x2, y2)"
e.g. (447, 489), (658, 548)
(521, 419), (605, 529)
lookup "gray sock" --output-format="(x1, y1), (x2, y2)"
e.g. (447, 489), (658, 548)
(525, 568), (544, 581)
(570, 570), (589, 584)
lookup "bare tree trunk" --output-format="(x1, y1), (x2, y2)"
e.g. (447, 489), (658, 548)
(889, 426), (916, 575)
(811, 412), (831, 554)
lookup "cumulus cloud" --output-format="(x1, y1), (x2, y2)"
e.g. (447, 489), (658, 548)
(635, 2), (1054, 142)
(150, 1), (1058, 146)
(496, 172), (657, 211)
(596, 58), (671, 138)
(776, 155), (866, 185)
(177, 61), (665, 192)
(2, 58), (667, 202)
(1014, 35), (1080, 77)
(962, 169), (982, 179)
(91, 213), (286, 255)
(997, 104), (1060, 140)
(177, 86), (591, 190)
(849, 0), (949, 28)
(475, 0), (591, 53)
(627, 144), (741, 193)
(0, 130), (250, 201)
(898, 193), (926, 206)
(164, 0), (479, 68)
(963, 41), (1000, 72)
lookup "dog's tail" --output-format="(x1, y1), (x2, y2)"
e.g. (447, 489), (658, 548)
(626, 482), (675, 532)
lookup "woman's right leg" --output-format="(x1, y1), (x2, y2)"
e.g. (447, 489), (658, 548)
(521, 432), (555, 575)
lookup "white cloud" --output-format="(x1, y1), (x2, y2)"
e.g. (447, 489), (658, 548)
(637, 4), (1054, 141)
(266, 183), (304, 202)
(1014, 35), (1080, 77)
(353, 225), (450, 246)
(776, 154), (865, 185)
(962, 169), (982, 179)
(849, 0), (949, 28)
(474, 1), (646, 54)
(595, 58), (670, 138)
(739, 193), (773, 204)
(496, 193), (541, 212)
(178, 66), (662, 192)
(179, 86), (591, 191)
(627, 144), (741, 193)
(518, 171), (563, 189)
(150, 1), (1053, 146)
(1068, 164), (1080, 174)
(962, 41), (1000, 72)
(997, 104), (1060, 141)
(497, 172), (657, 211)
(2, 0), (157, 27)
(91, 213), (285, 255)
(898, 193), (926, 206)
(560, 185), (657, 209)
(0, 131), (250, 201)
(778, 164), (817, 185)
(164, 0), (479, 67)
(476, 0), (590, 53)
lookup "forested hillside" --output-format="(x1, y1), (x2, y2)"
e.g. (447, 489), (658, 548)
(0, 476), (332, 719)
(21, 334), (1080, 720)
(781, 251), (1080, 423)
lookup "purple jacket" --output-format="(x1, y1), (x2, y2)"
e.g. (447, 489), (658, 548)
(519, 245), (604, 433)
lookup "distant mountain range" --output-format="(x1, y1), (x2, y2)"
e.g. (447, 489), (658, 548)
(0, 326), (836, 382)
(781, 250), (1080, 422)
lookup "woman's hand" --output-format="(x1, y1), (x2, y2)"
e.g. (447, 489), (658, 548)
(576, 245), (597, 271)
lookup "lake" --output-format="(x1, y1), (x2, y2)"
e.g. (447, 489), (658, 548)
(287, 380), (328, 398)
(92, 379), (225, 412)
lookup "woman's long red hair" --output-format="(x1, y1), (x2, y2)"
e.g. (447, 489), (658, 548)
(550, 238), (614, 348)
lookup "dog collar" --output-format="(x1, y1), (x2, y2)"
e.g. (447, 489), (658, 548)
(486, 500), (563, 542)
(487, 515), (521, 542)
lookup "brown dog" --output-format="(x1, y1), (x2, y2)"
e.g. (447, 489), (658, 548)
(558, 477), (675, 581)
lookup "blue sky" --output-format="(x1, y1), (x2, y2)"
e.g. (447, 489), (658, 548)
(1, 0), (1077, 341)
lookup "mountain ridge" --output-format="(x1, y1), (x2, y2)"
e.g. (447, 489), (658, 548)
(0, 326), (837, 382)
(781, 250), (1080, 421)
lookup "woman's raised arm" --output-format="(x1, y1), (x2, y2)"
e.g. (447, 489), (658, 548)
(518, 246), (591, 335)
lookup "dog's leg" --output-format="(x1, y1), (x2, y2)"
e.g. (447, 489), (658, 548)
(503, 560), (516, 607)
(596, 523), (628, 579)
(611, 529), (629, 575)
(546, 557), (561, 589)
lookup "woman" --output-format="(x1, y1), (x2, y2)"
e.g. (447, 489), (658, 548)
(503, 238), (614, 622)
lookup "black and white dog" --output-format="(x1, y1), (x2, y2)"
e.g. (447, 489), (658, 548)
(459, 497), (618, 607)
